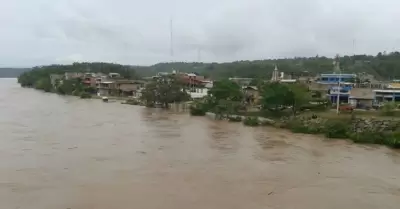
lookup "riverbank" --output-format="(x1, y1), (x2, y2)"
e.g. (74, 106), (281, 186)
(19, 82), (400, 149)
(198, 111), (400, 149)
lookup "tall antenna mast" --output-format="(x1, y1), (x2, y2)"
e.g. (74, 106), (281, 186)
(197, 47), (201, 62)
(170, 16), (174, 60)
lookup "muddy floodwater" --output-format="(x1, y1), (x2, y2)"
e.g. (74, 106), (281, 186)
(1, 78), (400, 209)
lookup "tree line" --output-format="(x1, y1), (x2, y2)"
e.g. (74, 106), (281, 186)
(137, 51), (400, 80)
(17, 51), (400, 87)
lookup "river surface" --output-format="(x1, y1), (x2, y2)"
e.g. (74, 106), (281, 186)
(1, 78), (400, 209)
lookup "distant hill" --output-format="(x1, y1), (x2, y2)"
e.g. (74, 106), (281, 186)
(136, 52), (400, 80)
(0, 68), (31, 78)
(14, 51), (400, 80)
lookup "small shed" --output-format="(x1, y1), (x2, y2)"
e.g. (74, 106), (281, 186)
(349, 88), (374, 109)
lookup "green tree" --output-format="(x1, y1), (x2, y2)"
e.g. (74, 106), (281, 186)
(57, 79), (79, 95)
(260, 82), (311, 116)
(381, 102), (397, 116)
(141, 82), (157, 107)
(34, 77), (52, 92)
(208, 80), (243, 102)
(287, 83), (311, 116)
(260, 82), (292, 113)
(140, 75), (189, 108)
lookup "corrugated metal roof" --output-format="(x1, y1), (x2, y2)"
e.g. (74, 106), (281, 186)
(387, 83), (400, 89)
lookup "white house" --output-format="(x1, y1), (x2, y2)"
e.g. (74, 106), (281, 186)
(187, 81), (213, 99)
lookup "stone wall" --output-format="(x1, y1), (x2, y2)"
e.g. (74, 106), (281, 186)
(280, 115), (400, 134)
(351, 118), (400, 133)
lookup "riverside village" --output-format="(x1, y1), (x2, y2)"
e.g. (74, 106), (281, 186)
(18, 56), (400, 148)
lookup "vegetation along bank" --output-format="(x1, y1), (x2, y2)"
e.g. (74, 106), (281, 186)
(189, 79), (400, 149)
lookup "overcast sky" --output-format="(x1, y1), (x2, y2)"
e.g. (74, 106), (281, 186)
(1, 0), (400, 67)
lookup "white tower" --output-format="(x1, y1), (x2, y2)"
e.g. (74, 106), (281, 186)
(271, 65), (279, 81)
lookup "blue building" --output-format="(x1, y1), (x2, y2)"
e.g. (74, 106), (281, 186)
(317, 74), (357, 103)
(328, 85), (354, 103)
(318, 73), (357, 84)
(373, 89), (400, 102)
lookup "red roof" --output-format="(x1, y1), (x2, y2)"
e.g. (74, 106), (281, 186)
(180, 76), (210, 85)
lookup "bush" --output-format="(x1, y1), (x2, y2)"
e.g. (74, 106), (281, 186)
(228, 115), (242, 122)
(324, 119), (350, 138)
(385, 132), (400, 148)
(348, 131), (400, 148)
(243, 117), (260, 126)
(80, 92), (92, 99)
(190, 106), (206, 116)
(381, 102), (397, 116)
(286, 119), (310, 133)
(84, 86), (97, 94)
(284, 118), (325, 134)
(73, 90), (81, 96)
(349, 131), (386, 144)
(123, 99), (140, 105)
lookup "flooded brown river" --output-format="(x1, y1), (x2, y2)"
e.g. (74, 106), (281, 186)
(1, 78), (400, 209)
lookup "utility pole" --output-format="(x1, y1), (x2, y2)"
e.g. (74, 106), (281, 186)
(334, 54), (341, 114)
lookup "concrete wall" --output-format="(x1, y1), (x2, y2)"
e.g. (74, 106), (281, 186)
(349, 88), (374, 99)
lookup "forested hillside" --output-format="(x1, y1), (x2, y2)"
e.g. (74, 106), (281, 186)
(16, 51), (400, 82)
(141, 52), (400, 80)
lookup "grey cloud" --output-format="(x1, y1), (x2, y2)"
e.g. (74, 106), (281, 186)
(1, 0), (400, 67)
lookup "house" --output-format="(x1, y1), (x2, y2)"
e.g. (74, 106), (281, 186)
(95, 75), (108, 89)
(97, 81), (116, 96)
(229, 77), (253, 86)
(64, 72), (84, 80)
(82, 73), (97, 87)
(373, 81), (400, 103)
(180, 73), (212, 99)
(280, 79), (297, 83)
(243, 86), (259, 105)
(49, 74), (63, 87)
(311, 73), (357, 103)
(108, 73), (121, 78)
(327, 84), (354, 103)
(349, 88), (374, 108)
(316, 73), (357, 84)
(116, 80), (146, 97)
(373, 89), (400, 102)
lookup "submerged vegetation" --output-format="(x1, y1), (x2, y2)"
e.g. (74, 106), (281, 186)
(189, 78), (400, 149)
